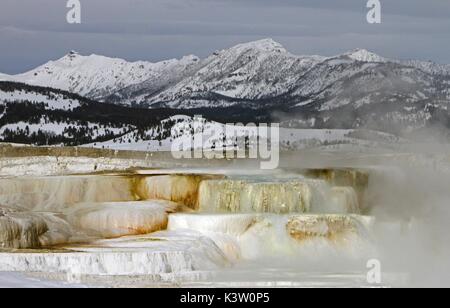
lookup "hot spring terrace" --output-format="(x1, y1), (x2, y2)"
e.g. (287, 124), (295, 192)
(0, 154), (378, 286)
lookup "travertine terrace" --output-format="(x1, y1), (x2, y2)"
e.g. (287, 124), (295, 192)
(0, 145), (380, 287)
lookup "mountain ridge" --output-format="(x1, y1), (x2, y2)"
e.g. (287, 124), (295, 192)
(2, 39), (449, 108)
(0, 81), (406, 150)
(1, 39), (450, 138)
(2, 51), (201, 101)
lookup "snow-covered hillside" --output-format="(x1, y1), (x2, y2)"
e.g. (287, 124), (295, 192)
(0, 81), (414, 150)
(344, 49), (388, 63)
(0, 82), (147, 145)
(1, 39), (450, 140)
(86, 115), (404, 152)
(0, 88), (81, 111)
(3, 51), (200, 101)
(2, 39), (449, 112)
(133, 39), (326, 108)
(111, 41), (450, 113)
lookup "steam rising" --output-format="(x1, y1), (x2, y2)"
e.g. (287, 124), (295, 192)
(0, 146), (450, 287)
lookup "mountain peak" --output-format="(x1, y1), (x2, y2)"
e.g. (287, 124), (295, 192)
(61, 51), (112, 61)
(65, 50), (80, 59)
(344, 48), (387, 63)
(180, 54), (200, 63)
(232, 38), (287, 53)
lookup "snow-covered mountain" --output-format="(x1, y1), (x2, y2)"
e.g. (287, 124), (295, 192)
(0, 81), (169, 145)
(3, 39), (449, 111)
(2, 51), (200, 101)
(0, 81), (405, 150)
(141, 42), (450, 111)
(128, 39), (327, 108)
(0, 81), (277, 147)
(1, 39), (450, 137)
(344, 48), (388, 63)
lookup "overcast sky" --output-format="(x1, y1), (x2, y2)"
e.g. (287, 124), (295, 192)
(1, 0), (449, 74)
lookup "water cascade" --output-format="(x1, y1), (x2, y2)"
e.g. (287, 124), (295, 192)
(0, 175), (136, 212)
(0, 168), (375, 285)
(135, 175), (222, 209)
(65, 200), (180, 238)
(197, 178), (361, 214)
(168, 213), (374, 261)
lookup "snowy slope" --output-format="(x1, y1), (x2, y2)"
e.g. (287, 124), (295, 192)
(0, 73), (9, 81)
(115, 40), (450, 110)
(0, 82), (141, 145)
(401, 60), (450, 76)
(5, 51), (200, 101)
(290, 56), (448, 111)
(2, 39), (450, 111)
(344, 49), (388, 63)
(0, 82), (421, 149)
(333, 48), (450, 76)
(136, 39), (326, 108)
(86, 115), (403, 152)
(0, 88), (81, 111)
(1, 39), (450, 138)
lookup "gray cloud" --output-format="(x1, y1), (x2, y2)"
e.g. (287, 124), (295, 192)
(0, 0), (449, 73)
